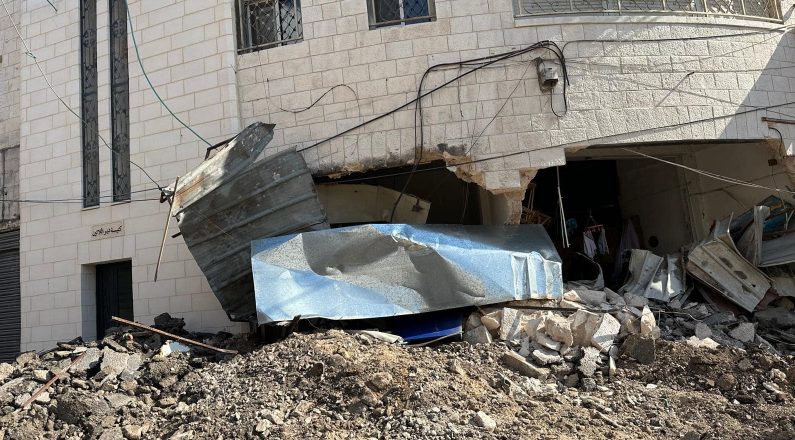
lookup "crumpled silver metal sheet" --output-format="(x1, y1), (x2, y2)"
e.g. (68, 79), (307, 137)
(251, 224), (563, 323)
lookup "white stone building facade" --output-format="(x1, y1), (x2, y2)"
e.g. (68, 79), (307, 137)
(10, 0), (795, 351)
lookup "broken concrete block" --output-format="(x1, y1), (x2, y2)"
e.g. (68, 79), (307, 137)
(501, 351), (549, 380)
(523, 312), (547, 339)
(471, 411), (497, 431)
(620, 334), (656, 364)
(72, 347), (102, 374)
(531, 348), (562, 366)
(728, 323), (756, 343)
(559, 299), (586, 309)
(480, 310), (502, 332)
(465, 313), (483, 331)
(0, 363), (14, 383)
(499, 308), (524, 341)
(463, 326), (493, 345)
(564, 289), (607, 306)
(590, 313), (621, 352)
(639, 306), (659, 338)
(543, 314), (573, 347)
(518, 337), (531, 357)
(694, 322), (712, 339)
(533, 332), (561, 351)
(578, 346), (601, 377)
(604, 288), (624, 304)
(100, 348), (131, 381)
(568, 310), (601, 346)
(686, 336), (720, 349)
(624, 292), (648, 308)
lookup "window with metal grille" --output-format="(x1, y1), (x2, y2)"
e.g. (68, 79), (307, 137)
(368, 0), (436, 28)
(236, 0), (303, 54)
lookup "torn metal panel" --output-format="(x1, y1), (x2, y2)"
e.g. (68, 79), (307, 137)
(760, 232), (795, 267)
(686, 218), (770, 312)
(251, 224), (563, 323)
(646, 254), (685, 302)
(730, 195), (793, 239)
(316, 184), (431, 225)
(175, 123), (328, 322)
(619, 250), (663, 298)
(736, 206), (770, 266)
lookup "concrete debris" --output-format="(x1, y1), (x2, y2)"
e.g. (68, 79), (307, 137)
(480, 310), (502, 331)
(501, 351), (549, 380)
(590, 313), (621, 352)
(499, 308), (524, 342)
(471, 411), (497, 431)
(728, 323), (756, 343)
(578, 347), (601, 377)
(639, 306), (659, 338)
(694, 322), (712, 339)
(563, 289), (607, 306)
(531, 348), (562, 366)
(463, 325), (493, 345)
(620, 335), (657, 364)
(686, 336), (720, 349)
(543, 314), (574, 347)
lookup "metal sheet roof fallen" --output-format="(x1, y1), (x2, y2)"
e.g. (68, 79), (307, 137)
(174, 122), (328, 322)
(251, 224), (563, 323)
(686, 216), (770, 312)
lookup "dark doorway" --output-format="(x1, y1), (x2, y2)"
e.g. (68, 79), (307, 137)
(96, 261), (133, 338)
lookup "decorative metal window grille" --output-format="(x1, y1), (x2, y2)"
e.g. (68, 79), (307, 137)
(512, 0), (780, 20)
(237, 0), (302, 54)
(368, 0), (436, 28)
(80, 0), (99, 208)
(109, 0), (130, 202)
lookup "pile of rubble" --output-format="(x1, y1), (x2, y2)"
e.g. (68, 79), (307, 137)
(463, 287), (662, 390)
(0, 321), (793, 439)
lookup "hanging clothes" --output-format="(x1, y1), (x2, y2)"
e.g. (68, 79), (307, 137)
(583, 230), (597, 258)
(596, 228), (609, 255)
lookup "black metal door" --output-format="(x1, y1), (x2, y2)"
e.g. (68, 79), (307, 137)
(0, 229), (19, 362)
(96, 261), (133, 338)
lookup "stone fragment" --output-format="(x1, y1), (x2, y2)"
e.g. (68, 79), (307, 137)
(266, 410), (284, 425)
(591, 314), (621, 352)
(99, 348), (131, 381)
(158, 397), (177, 407)
(620, 335), (656, 364)
(465, 313), (483, 330)
(480, 311), (502, 331)
(624, 292), (649, 308)
(559, 299), (586, 310)
(716, 373), (737, 391)
(568, 310), (601, 347)
(578, 347), (601, 377)
(686, 336), (719, 349)
(32, 369), (49, 382)
(54, 390), (111, 425)
(368, 372), (393, 391)
(737, 358), (754, 371)
(639, 306), (659, 338)
(523, 312), (546, 339)
(543, 314), (573, 347)
(728, 323), (755, 343)
(15, 352), (37, 367)
(501, 351), (549, 380)
(605, 288), (626, 306)
(608, 357), (617, 377)
(105, 393), (134, 409)
(123, 424), (144, 440)
(34, 392), (50, 404)
(98, 427), (123, 440)
(73, 348), (102, 373)
(533, 332), (561, 351)
(564, 289), (607, 306)
(770, 368), (787, 382)
(255, 419), (270, 433)
(694, 322), (712, 339)
(471, 411), (497, 431)
(0, 363), (14, 383)
(531, 348), (562, 366)
(499, 308), (523, 341)
(463, 326), (492, 345)
(518, 337), (531, 357)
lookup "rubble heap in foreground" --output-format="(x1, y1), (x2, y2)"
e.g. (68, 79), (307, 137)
(1, 311), (794, 439)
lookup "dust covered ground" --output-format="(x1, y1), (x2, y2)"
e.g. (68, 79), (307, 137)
(1, 330), (793, 440)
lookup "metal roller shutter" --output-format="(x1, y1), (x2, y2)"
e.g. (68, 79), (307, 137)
(0, 229), (20, 363)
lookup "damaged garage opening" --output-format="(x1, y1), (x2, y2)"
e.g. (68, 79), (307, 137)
(314, 161), (483, 226)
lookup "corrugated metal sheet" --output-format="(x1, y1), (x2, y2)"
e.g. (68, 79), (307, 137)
(175, 123), (328, 322)
(0, 229), (20, 362)
(686, 217), (770, 312)
(251, 224), (563, 323)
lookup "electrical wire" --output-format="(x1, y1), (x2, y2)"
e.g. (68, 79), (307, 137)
(271, 84), (359, 114)
(123, 0), (213, 148)
(0, 0), (163, 193)
(619, 147), (795, 195)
